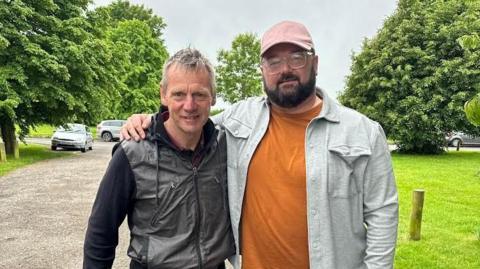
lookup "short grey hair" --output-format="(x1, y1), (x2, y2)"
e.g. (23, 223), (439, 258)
(160, 48), (216, 100)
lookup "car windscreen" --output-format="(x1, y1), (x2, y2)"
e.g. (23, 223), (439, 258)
(56, 125), (84, 133)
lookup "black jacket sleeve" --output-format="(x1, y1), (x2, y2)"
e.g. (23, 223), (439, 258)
(83, 147), (136, 269)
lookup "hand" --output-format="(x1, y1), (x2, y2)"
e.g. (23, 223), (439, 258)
(120, 114), (152, 141)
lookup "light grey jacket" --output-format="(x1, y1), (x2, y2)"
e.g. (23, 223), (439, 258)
(214, 88), (398, 269)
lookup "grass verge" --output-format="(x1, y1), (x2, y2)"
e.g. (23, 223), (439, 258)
(24, 124), (97, 138)
(0, 143), (71, 177)
(394, 151), (480, 269)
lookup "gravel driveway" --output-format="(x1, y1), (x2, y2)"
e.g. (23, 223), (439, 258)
(0, 138), (234, 269)
(0, 138), (130, 268)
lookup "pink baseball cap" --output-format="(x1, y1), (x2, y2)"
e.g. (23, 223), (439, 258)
(261, 21), (314, 56)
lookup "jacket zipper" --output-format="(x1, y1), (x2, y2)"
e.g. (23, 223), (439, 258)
(193, 166), (204, 269)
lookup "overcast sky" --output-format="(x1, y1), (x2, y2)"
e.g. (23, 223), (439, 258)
(92, 0), (398, 107)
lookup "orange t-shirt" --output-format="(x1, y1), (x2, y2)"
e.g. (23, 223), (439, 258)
(241, 102), (322, 269)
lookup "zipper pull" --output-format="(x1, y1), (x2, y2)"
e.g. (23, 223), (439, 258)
(193, 167), (198, 176)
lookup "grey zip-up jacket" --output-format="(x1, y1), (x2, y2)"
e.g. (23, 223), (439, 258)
(84, 113), (235, 269)
(214, 88), (398, 269)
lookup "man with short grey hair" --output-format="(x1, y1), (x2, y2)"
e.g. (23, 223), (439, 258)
(83, 48), (235, 269)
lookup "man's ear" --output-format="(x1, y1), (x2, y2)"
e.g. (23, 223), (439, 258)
(211, 95), (216, 106)
(313, 55), (319, 75)
(160, 86), (169, 106)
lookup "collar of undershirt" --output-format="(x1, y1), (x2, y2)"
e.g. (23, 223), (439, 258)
(270, 100), (322, 119)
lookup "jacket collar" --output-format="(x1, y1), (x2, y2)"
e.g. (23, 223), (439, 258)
(314, 87), (340, 123)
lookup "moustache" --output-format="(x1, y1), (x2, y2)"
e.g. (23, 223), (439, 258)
(278, 73), (300, 84)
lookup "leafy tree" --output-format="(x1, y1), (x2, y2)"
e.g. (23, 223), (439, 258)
(216, 33), (263, 103)
(339, 0), (480, 153)
(106, 19), (168, 118)
(91, 0), (166, 40)
(465, 94), (480, 126)
(459, 32), (480, 126)
(88, 1), (168, 118)
(0, 0), (120, 155)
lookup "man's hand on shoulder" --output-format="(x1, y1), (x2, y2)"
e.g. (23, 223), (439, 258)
(120, 114), (152, 141)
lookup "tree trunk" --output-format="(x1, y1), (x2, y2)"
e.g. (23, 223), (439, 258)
(0, 117), (19, 158)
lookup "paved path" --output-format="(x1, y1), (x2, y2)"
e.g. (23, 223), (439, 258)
(0, 139), (131, 268)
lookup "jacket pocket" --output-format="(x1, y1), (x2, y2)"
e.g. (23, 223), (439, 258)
(128, 235), (149, 266)
(214, 175), (225, 210)
(223, 118), (251, 139)
(199, 165), (228, 216)
(150, 176), (187, 228)
(327, 145), (371, 198)
(215, 165), (229, 212)
(224, 119), (251, 169)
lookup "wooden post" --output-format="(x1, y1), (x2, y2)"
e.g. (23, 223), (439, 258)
(13, 138), (19, 159)
(409, 189), (425, 240)
(0, 137), (6, 162)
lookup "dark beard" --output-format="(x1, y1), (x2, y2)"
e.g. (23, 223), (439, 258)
(263, 67), (316, 108)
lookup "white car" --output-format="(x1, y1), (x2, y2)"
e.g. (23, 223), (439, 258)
(96, 120), (126, 142)
(51, 124), (93, 153)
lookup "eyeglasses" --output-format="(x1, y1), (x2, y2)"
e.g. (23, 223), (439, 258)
(261, 51), (313, 74)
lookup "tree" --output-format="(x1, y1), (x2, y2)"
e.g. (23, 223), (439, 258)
(91, 0), (166, 40)
(0, 0), (120, 155)
(465, 95), (480, 126)
(88, 1), (169, 118)
(216, 33), (263, 103)
(458, 32), (480, 126)
(339, 0), (480, 153)
(106, 20), (168, 118)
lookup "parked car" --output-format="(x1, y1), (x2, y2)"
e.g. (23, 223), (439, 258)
(445, 132), (480, 147)
(96, 120), (126, 142)
(51, 123), (93, 153)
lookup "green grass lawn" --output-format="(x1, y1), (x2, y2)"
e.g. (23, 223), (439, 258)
(27, 124), (56, 138)
(393, 151), (480, 269)
(0, 143), (71, 177)
(26, 124), (97, 138)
